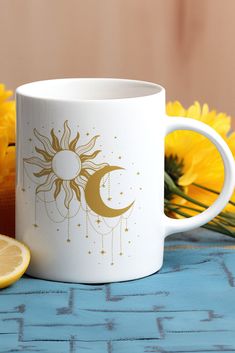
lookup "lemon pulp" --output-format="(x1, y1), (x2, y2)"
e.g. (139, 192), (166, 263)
(0, 234), (30, 289)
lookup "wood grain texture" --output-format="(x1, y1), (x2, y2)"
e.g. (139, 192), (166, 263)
(0, 229), (235, 352)
(0, 0), (235, 125)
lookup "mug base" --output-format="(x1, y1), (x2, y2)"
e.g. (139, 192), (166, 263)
(25, 262), (163, 284)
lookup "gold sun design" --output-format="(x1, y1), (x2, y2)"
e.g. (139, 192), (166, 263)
(24, 120), (108, 209)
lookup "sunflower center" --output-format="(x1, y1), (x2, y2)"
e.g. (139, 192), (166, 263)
(52, 150), (81, 180)
(165, 154), (184, 200)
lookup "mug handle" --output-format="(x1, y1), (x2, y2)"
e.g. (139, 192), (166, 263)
(164, 116), (235, 237)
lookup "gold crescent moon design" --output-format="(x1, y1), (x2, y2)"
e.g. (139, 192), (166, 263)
(85, 166), (134, 217)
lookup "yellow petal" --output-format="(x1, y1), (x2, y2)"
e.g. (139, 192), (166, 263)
(165, 100), (233, 217)
(0, 84), (13, 104)
(178, 170), (198, 186)
(201, 103), (209, 116)
(3, 146), (15, 175)
(0, 127), (8, 168)
(186, 101), (201, 119)
(166, 101), (186, 117)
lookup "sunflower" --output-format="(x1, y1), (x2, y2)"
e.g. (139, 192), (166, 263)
(0, 84), (16, 236)
(24, 121), (107, 209)
(0, 84), (16, 184)
(165, 101), (235, 217)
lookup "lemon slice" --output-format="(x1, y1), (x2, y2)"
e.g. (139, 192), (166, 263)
(0, 234), (30, 289)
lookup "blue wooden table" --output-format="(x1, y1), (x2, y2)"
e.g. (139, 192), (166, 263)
(1, 229), (235, 353)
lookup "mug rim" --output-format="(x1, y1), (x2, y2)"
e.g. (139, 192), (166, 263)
(16, 77), (165, 102)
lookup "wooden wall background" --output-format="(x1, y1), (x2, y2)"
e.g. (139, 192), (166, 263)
(1, 0), (235, 125)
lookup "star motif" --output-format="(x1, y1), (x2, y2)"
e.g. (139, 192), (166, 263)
(108, 197), (112, 201)
(86, 132), (90, 136)
(125, 228), (129, 232)
(77, 224), (81, 227)
(118, 156), (122, 159)
(120, 192), (123, 195)
(100, 250), (106, 255)
(88, 251), (91, 254)
(21, 188), (25, 192)
(119, 252), (123, 256)
(33, 224), (38, 228)
(96, 219), (101, 224)
(137, 172), (140, 175)
(28, 138), (32, 142)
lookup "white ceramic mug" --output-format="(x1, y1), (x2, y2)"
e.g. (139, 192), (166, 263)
(16, 78), (235, 283)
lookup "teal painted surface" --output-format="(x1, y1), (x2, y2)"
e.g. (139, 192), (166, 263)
(0, 229), (235, 353)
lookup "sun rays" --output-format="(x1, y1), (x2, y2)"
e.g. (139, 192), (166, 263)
(24, 120), (108, 209)
(23, 119), (135, 258)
